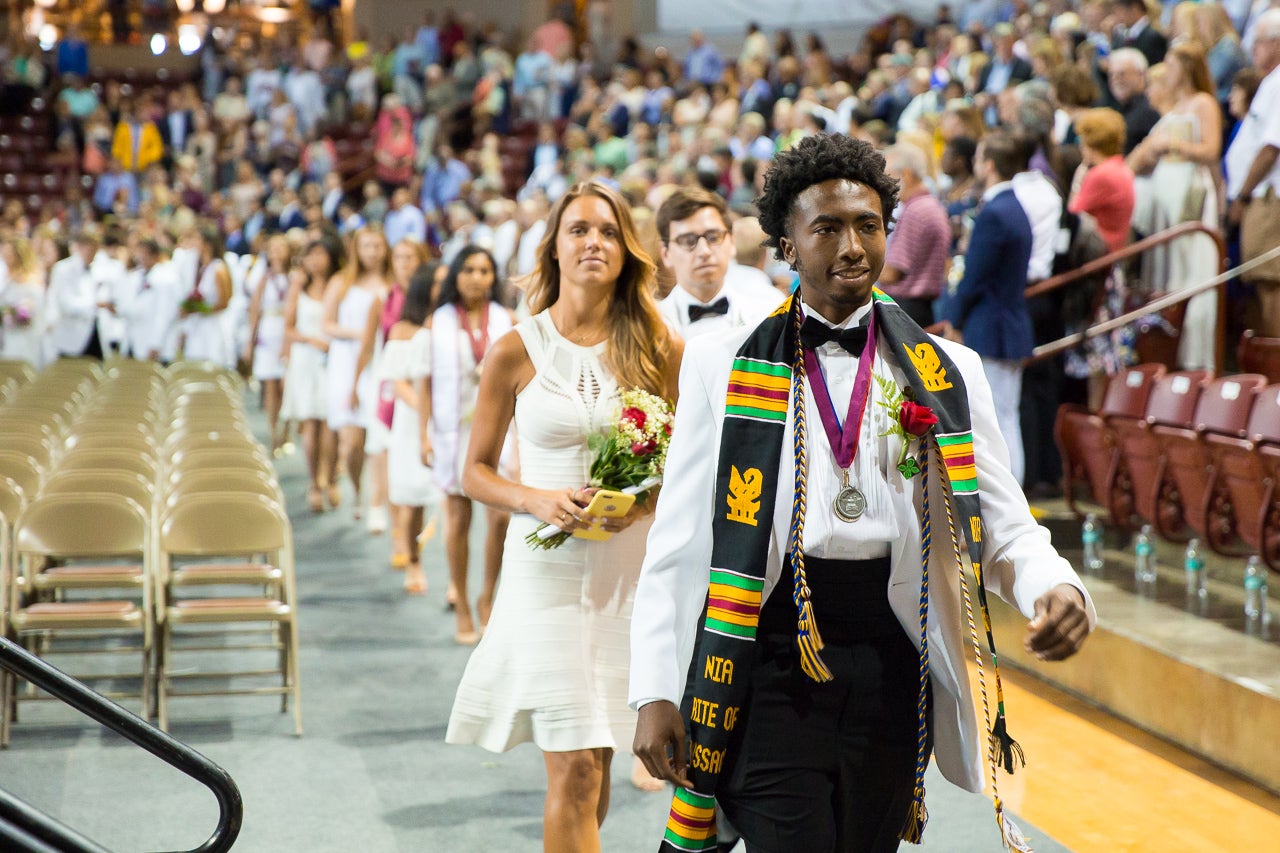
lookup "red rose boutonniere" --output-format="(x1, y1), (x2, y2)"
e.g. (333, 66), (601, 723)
(876, 376), (937, 478)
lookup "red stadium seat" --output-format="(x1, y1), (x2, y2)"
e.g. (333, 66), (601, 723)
(1111, 370), (1210, 538)
(1056, 363), (1165, 524)
(1239, 330), (1280, 384)
(1207, 385), (1280, 561)
(1155, 375), (1267, 544)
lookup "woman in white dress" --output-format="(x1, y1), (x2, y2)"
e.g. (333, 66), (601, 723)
(421, 246), (516, 643)
(382, 261), (441, 595)
(1127, 42), (1222, 371)
(323, 226), (388, 516)
(180, 225), (235, 366)
(243, 234), (293, 452)
(0, 237), (47, 368)
(282, 237), (341, 513)
(378, 239), (432, 567)
(446, 182), (683, 849)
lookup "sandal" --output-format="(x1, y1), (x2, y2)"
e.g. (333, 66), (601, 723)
(325, 484), (341, 509)
(307, 487), (324, 514)
(453, 630), (479, 646)
(403, 564), (427, 595)
(390, 553), (410, 570)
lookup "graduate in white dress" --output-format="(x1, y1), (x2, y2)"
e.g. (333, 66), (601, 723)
(0, 237), (48, 367)
(322, 225), (388, 517)
(282, 236), (341, 513)
(445, 182), (684, 850)
(381, 260), (442, 596)
(243, 235), (294, 452)
(421, 246), (516, 642)
(655, 188), (785, 342)
(180, 225), (235, 366)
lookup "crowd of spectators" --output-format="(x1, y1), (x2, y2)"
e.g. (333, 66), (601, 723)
(1, 0), (1279, 499)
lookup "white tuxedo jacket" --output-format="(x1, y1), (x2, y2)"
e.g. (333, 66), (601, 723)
(629, 324), (1096, 793)
(46, 255), (97, 357)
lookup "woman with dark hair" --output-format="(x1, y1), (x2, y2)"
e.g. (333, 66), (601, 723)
(179, 223), (233, 366)
(421, 245), (516, 640)
(382, 259), (442, 596)
(446, 182), (683, 849)
(282, 237), (342, 512)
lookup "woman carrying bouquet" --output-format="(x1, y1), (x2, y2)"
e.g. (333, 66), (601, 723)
(180, 224), (234, 366)
(421, 246), (516, 642)
(446, 182), (683, 852)
(0, 237), (47, 367)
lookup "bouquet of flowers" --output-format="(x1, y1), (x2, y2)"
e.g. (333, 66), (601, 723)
(0, 301), (33, 328)
(180, 295), (212, 315)
(527, 388), (674, 550)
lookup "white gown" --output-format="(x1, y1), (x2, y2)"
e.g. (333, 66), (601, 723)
(251, 270), (289, 381)
(446, 310), (651, 753)
(182, 261), (234, 366)
(382, 328), (441, 509)
(326, 284), (377, 430)
(1, 281), (46, 367)
(280, 291), (327, 422)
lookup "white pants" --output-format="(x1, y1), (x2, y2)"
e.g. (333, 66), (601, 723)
(981, 358), (1024, 487)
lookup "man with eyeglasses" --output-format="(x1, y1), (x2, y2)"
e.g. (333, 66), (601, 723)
(656, 188), (783, 340)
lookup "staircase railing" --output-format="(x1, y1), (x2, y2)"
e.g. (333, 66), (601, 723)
(0, 637), (242, 853)
(1021, 221), (1229, 367)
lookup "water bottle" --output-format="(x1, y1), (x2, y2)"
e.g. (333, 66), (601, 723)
(1082, 514), (1104, 573)
(1183, 538), (1206, 605)
(1134, 525), (1156, 588)
(1244, 556), (1268, 621)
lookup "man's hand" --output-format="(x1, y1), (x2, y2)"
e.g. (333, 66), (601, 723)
(633, 700), (692, 789)
(1025, 584), (1090, 661)
(1227, 198), (1248, 228)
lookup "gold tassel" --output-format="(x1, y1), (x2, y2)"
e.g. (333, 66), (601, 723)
(996, 800), (1034, 852)
(898, 788), (928, 844)
(796, 598), (834, 682)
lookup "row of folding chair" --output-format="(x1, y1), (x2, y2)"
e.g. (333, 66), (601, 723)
(1, 359), (301, 744)
(1057, 363), (1280, 571)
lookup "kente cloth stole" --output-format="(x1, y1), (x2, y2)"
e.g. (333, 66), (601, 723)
(659, 291), (1029, 853)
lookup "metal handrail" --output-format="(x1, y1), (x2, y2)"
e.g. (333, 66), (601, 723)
(0, 637), (242, 853)
(1022, 221), (1229, 366)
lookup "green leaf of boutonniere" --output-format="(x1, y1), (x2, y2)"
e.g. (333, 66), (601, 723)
(897, 456), (922, 479)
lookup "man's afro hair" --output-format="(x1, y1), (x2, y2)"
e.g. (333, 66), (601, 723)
(756, 134), (900, 261)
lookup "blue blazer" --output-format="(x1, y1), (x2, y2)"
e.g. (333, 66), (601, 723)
(947, 188), (1034, 361)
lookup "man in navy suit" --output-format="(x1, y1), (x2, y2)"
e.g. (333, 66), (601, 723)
(1110, 0), (1168, 68)
(942, 131), (1034, 486)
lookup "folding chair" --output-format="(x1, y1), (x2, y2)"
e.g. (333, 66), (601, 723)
(5, 495), (152, 735)
(156, 494), (301, 735)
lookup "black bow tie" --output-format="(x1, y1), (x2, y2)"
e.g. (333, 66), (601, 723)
(687, 296), (730, 323)
(799, 316), (869, 354)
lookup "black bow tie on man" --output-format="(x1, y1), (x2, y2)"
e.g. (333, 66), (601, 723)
(799, 315), (869, 354)
(687, 296), (730, 323)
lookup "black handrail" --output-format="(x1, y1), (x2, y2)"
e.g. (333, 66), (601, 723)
(0, 637), (243, 853)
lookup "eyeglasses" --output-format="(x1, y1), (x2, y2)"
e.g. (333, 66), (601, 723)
(669, 229), (729, 251)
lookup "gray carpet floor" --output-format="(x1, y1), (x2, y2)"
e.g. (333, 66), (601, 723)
(1, 405), (1073, 852)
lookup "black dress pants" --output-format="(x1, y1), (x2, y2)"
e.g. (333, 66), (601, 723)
(715, 557), (931, 853)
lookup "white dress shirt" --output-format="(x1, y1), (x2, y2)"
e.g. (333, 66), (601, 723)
(1011, 170), (1064, 282)
(658, 278), (782, 341)
(126, 261), (182, 361)
(799, 299), (898, 560)
(91, 251), (128, 351)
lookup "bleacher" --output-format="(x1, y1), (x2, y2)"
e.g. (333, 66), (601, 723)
(0, 357), (301, 745)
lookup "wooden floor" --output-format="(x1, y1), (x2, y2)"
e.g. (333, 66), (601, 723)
(995, 669), (1280, 852)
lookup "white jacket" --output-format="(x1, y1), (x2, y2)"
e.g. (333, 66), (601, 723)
(628, 325), (1096, 793)
(46, 255), (97, 356)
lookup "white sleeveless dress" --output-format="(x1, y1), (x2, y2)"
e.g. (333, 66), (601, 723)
(382, 328), (441, 508)
(446, 311), (652, 754)
(280, 291), (327, 421)
(183, 261), (234, 367)
(251, 270), (289, 380)
(326, 284), (377, 430)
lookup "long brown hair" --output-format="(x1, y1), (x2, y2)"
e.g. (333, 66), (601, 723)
(1168, 41), (1214, 97)
(529, 181), (671, 396)
(333, 224), (390, 302)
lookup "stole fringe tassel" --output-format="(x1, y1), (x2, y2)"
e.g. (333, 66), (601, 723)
(991, 714), (1026, 774)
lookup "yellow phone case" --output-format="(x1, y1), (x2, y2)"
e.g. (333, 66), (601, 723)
(573, 490), (636, 541)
